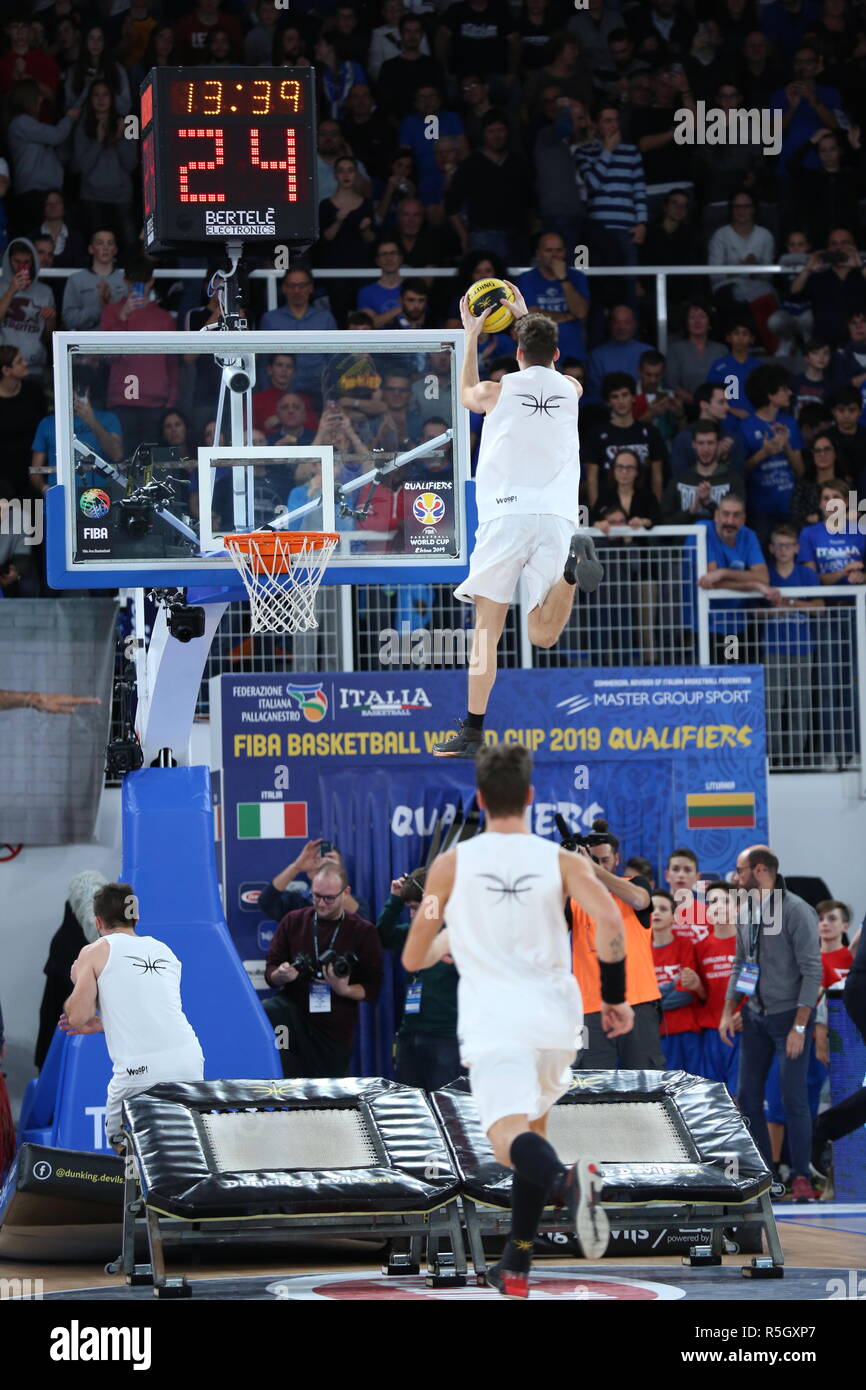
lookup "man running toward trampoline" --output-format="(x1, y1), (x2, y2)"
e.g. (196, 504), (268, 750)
(434, 285), (602, 758)
(61, 882), (204, 1151)
(403, 743), (633, 1298)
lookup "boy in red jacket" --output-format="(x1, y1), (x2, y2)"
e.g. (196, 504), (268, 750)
(651, 890), (703, 1072)
(691, 882), (741, 1094)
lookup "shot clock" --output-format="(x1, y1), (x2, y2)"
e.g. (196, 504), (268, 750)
(140, 67), (318, 250)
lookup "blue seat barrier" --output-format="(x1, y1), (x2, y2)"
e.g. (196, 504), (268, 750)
(21, 766), (281, 1154)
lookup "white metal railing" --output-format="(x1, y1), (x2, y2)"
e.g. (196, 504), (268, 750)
(39, 263), (791, 346)
(702, 585), (865, 792)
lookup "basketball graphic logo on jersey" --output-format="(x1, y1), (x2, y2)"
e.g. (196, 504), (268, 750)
(412, 492), (446, 525)
(516, 391), (568, 416)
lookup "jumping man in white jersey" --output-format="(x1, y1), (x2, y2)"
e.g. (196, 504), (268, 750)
(61, 881), (204, 1150)
(433, 286), (602, 757)
(403, 744), (633, 1298)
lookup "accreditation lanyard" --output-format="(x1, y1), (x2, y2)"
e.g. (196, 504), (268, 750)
(312, 914), (343, 973)
(735, 906), (762, 998)
(309, 916), (344, 1014)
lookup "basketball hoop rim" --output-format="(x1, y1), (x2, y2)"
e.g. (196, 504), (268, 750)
(224, 530), (339, 575)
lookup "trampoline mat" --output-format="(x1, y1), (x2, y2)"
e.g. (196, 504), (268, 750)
(548, 1102), (693, 1163)
(201, 1109), (380, 1172)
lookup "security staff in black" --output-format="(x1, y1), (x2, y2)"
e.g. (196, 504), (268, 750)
(377, 868), (463, 1091)
(263, 863), (383, 1077)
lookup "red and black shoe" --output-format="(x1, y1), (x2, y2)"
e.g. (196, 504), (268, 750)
(485, 1261), (530, 1299)
(562, 1159), (609, 1259)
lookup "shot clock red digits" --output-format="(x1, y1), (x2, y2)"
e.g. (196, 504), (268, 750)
(177, 127), (298, 203)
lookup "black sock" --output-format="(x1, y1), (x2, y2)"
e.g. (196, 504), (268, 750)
(510, 1132), (566, 1195)
(503, 1173), (546, 1272)
(465, 711), (484, 731)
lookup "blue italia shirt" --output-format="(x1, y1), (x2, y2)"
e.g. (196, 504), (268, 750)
(738, 412), (803, 516)
(797, 521), (866, 577)
(764, 562), (820, 655)
(516, 267), (590, 363)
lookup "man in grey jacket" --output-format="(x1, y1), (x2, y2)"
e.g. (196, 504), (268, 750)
(61, 230), (126, 330)
(719, 847), (822, 1201)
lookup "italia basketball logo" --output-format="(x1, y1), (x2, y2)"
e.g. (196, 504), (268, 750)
(79, 488), (111, 519)
(286, 684), (328, 723)
(412, 492), (445, 526)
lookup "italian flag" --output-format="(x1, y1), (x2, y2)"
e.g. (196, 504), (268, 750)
(237, 802), (309, 840)
(686, 792), (756, 830)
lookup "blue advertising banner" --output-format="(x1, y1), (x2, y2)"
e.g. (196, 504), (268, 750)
(210, 667), (768, 1076)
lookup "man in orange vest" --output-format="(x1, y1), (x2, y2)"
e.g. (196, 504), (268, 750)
(569, 819), (663, 1068)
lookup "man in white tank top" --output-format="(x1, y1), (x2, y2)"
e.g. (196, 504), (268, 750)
(61, 881), (204, 1150)
(403, 744), (634, 1298)
(434, 283), (603, 758)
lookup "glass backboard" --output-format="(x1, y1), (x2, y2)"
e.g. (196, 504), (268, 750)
(48, 330), (470, 589)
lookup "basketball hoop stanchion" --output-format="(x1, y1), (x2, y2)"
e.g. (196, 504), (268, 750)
(224, 530), (339, 635)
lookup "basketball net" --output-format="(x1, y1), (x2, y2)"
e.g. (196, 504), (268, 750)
(224, 531), (339, 635)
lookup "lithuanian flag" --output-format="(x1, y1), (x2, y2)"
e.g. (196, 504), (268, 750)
(686, 792), (755, 830)
(237, 802), (309, 839)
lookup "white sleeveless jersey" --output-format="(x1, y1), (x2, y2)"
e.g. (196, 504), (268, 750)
(97, 934), (202, 1075)
(446, 833), (583, 1057)
(474, 365), (581, 525)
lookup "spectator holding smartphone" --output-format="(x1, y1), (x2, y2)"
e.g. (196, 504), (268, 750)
(0, 237), (57, 381)
(258, 838), (371, 922)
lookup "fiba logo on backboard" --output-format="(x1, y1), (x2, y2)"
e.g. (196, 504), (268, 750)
(412, 492), (445, 526)
(79, 489), (111, 519)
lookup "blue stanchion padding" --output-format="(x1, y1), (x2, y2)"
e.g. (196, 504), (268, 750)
(18, 1026), (66, 1138)
(121, 767), (281, 1083)
(828, 996), (866, 1202)
(40, 765), (280, 1153)
(53, 1036), (114, 1152)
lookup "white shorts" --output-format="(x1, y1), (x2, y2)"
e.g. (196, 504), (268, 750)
(454, 514), (574, 613)
(105, 1043), (204, 1145)
(468, 1047), (576, 1133)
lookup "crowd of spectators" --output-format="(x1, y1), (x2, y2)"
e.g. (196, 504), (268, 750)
(0, 3), (864, 589)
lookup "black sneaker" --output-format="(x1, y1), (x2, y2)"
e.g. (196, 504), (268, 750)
(562, 1159), (609, 1259)
(564, 532), (604, 592)
(485, 1261), (529, 1299)
(432, 719), (483, 758)
(811, 1136), (831, 1181)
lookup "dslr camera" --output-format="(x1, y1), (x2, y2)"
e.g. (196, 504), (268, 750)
(319, 949), (359, 979)
(554, 813), (612, 853)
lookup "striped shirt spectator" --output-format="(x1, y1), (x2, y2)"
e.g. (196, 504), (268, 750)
(574, 136), (647, 232)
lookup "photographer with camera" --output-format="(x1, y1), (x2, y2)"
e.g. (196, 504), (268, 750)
(563, 817), (664, 1069)
(263, 860), (382, 1079)
(377, 867), (462, 1092)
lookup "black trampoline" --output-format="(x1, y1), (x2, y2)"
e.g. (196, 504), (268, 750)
(432, 1070), (783, 1279)
(117, 1078), (464, 1295)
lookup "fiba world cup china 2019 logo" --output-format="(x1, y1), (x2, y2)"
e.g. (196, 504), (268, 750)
(412, 492), (445, 526)
(286, 684), (328, 723)
(79, 489), (111, 519)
